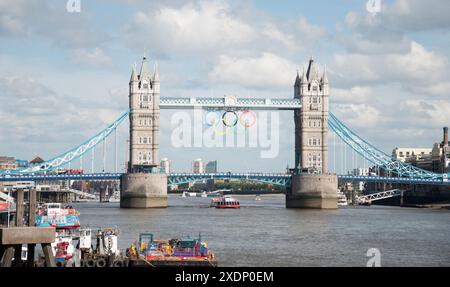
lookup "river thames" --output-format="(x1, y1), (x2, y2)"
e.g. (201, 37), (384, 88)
(74, 194), (450, 267)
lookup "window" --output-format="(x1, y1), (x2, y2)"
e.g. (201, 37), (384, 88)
(312, 86), (318, 91)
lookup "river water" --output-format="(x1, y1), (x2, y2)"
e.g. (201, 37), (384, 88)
(73, 194), (450, 267)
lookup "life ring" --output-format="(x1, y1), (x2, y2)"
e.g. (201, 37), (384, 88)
(95, 258), (107, 268)
(85, 258), (96, 267)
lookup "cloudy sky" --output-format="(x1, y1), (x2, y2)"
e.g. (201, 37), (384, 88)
(1, 0), (450, 173)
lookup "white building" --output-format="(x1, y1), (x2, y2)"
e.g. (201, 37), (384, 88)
(352, 168), (370, 193)
(352, 168), (370, 176)
(160, 158), (170, 174)
(392, 148), (432, 162)
(192, 158), (205, 174)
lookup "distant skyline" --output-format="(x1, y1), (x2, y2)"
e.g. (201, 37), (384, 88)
(1, 0), (450, 173)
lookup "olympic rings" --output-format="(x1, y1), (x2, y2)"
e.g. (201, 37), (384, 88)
(239, 110), (257, 128)
(204, 110), (222, 127)
(222, 111), (238, 127)
(203, 110), (258, 136)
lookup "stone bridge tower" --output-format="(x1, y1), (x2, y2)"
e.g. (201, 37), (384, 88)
(128, 54), (160, 173)
(287, 57), (337, 209)
(294, 57), (329, 174)
(120, 53), (167, 208)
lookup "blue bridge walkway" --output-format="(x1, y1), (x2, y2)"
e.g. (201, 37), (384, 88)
(1, 172), (449, 187)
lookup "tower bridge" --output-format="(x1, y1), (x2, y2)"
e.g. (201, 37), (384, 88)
(1, 54), (447, 209)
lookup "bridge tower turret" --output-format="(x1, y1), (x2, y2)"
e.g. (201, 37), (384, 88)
(288, 57), (337, 209)
(128, 54), (160, 173)
(121, 52), (167, 208)
(294, 57), (329, 174)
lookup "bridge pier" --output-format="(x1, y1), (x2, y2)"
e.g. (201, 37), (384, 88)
(286, 174), (338, 209)
(120, 173), (167, 208)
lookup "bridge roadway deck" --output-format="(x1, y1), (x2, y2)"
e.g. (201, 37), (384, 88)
(0, 173), (449, 186)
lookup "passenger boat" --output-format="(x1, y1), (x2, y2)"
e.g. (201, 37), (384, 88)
(35, 203), (81, 229)
(0, 201), (9, 212)
(211, 195), (240, 209)
(128, 233), (217, 267)
(337, 192), (348, 206)
(52, 230), (76, 263)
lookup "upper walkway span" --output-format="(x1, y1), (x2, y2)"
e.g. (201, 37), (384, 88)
(1, 172), (449, 187)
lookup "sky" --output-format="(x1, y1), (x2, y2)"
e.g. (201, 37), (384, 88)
(1, 0), (450, 173)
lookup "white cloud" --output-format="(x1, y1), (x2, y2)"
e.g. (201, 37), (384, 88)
(128, 1), (255, 55)
(72, 48), (112, 67)
(0, 0), (109, 48)
(295, 17), (327, 44)
(331, 86), (373, 104)
(0, 75), (124, 159)
(339, 0), (450, 54)
(383, 0), (450, 32)
(333, 41), (448, 87)
(208, 52), (297, 89)
(125, 1), (327, 58)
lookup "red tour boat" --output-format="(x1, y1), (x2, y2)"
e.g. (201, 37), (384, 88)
(211, 196), (240, 209)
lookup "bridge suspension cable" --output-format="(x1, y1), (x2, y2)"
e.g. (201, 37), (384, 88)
(328, 112), (441, 179)
(1, 111), (129, 174)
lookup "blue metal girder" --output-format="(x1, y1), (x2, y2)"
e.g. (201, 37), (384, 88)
(167, 173), (291, 187)
(338, 175), (450, 185)
(0, 173), (123, 182)
(1, 111), (129, 175)
(328, 112), (442, 180)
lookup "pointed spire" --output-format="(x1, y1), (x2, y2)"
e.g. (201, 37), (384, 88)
(301, 66), (307, 83)
(139, 52), (149, 81)
(322, 65), (328, 84)
(130, 63), (138, 83)
(152, 61), (160, 82)
(294, 69), (301, 86)
(306, 56), (314, 81)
